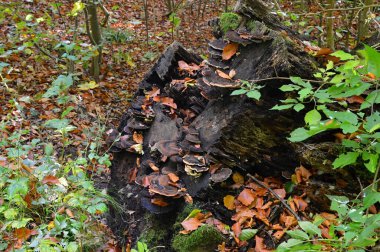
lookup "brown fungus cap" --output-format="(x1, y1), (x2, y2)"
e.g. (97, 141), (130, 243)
(208, 39), (227, 51)
(210, 168), (233, 183)
(182, 154), (207, 167)
(149, 174), (181, 197)
(151, 140), (181, 157)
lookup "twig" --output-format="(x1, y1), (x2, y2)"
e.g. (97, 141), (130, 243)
(99, 4), (110, 27)
(84, 7), (96, 45)
(297, 4), (380, 16)
(247, 173), (302, 221)
(34, 43), (64, 63)
(246, 76), (325, 84)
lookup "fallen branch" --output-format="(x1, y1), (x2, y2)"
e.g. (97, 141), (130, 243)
(247, 173), (302, 221)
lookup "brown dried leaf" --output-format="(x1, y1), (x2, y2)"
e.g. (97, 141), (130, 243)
(293, 195), (308, 211)
(148, 162), (160, 172)
(42, 175), (61, 185)
(65, 208), (74, 218)
(273, 188), (286, 199)
(255, 236), (273, 252)
(133, 132), (143, 144)
(346, 95), (364, 104)
(216, 69), (232, 80)
(181, 218), (202, 231)
(222, 43), (239, 60)
(316, 48), (333, 56)
(151, 197), (169, 207)
(14, 228), (38, 242)
(168, 173), (179, 183)
(237, 188), (256, 206)
(295, 165), (312, 183)
(229, 69), (237, 78)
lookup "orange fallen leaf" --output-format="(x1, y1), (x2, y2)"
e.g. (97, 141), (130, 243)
(295, 165), (312, 183)
(222, 43), (239, 60)
(151, 197), (169, 207)
(223, 195), (236, 210)
(293, 196), (308, 211)
(181, 217), (202, 231)
(168, 173), (179, 183)
(273, 230), (285, 240)
(273, 188), (286, 199)
(232, 221), (242, 238)
(216, 69), (232, 80)
(14, 228), (38, 242)
(346, 95), (364, 104)
(148, 162), (160, 172)
(133, 132), (143, 144)
(65, 208), (74, 218)
(42, 175), (60, 185)
(160, 97), (177, 109)
(316, 48), (333, 56)
(237, 188), (256, 206)
(255, 236), (273, 252)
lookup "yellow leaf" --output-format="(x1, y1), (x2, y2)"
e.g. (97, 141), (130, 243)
(78, 81), (99, 91)
(232, 172), (244, 184)
(223, 195), (235, 210)
(48, 221), (55, 230)
(70, 1), (85, 17)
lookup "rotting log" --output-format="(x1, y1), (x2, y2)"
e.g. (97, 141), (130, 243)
(107, 2), (366, 249)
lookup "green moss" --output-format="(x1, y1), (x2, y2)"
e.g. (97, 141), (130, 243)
(172, 225), (225, 252)
(138, 213), (170, 247)
(219, 12), (241, 34)
(173, 204), (196, 232)
(246, 20), (259, 32)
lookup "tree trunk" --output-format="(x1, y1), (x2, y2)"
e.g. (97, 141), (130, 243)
(85, 1), (102, 82)
(326, 0), (335, 50)
(358, 0), (374, 41)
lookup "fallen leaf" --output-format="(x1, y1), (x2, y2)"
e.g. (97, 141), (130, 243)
(181, 217), (202, 231)
(346, 95), (364, 104)
(273, 188), (286, 199)
(233, 172), (244, 184)
(273, 230), (285, 240)
(168, 173), (179, 182)
(216, 69), (232, 79)
(151, 197), (169, 207)
(316, 48), (333, 56)
(295, 165), (312, 183)
(255, 236), (272, 252)
(65, 208), (74, 218)
(78, 81), (99, 91)
(14, 228), (38, 242)
(133, 132), (143, 144)
(222, 43), (239, 60)
(223, 195), (235, 210)
(232, 221), (242, 238)
(148, 162), (160, 172)
(229, 69), (237, 78)
(237, 188), (256, 206)
(42, 175), (61, 185)
(293, 196), (308, 211)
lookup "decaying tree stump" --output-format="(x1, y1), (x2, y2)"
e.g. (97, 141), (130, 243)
(107, 0), (364, 249)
